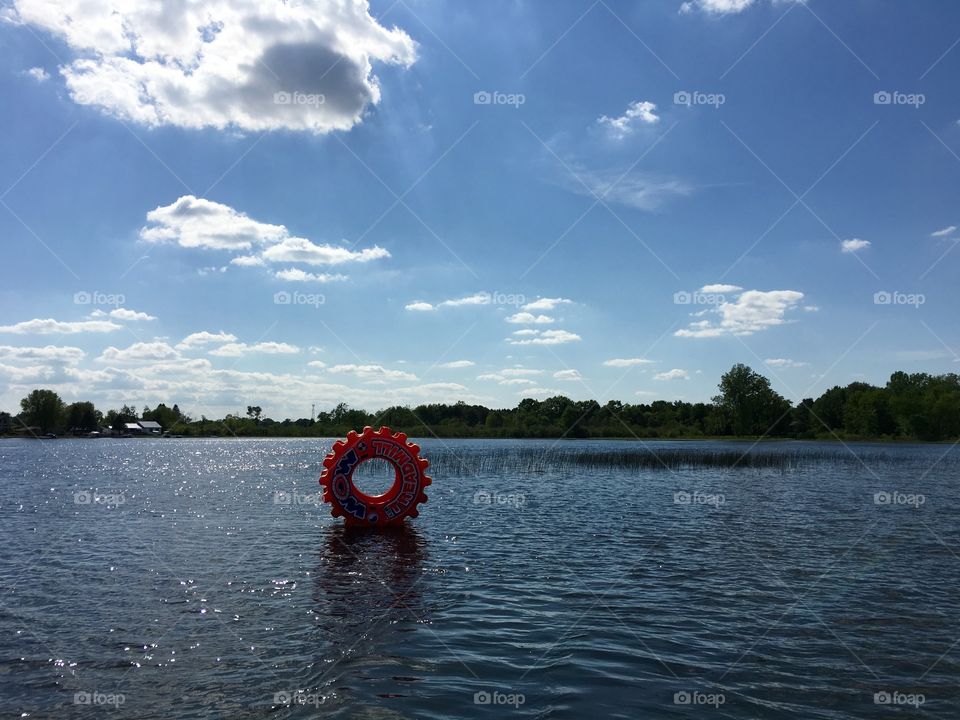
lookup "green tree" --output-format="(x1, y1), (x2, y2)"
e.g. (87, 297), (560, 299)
(713, 364), (791, 436)
(64, 401), (101, 432)
(20, 389), (65, 433)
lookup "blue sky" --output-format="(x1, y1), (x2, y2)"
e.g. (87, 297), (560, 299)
(1, 0), (959, 419)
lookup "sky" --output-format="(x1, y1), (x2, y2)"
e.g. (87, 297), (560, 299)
(0, 0), (959, 419)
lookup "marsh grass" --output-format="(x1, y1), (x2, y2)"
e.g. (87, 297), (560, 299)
(425, 444), (954, 476)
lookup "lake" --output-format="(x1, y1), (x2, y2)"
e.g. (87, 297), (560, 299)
(1, 438), (958, 718)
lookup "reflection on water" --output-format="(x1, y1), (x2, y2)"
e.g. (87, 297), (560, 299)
(315, 523), (428, 627)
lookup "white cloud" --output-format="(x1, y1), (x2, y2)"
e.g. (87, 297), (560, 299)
(23, 66), (49, 82)
(327, 364), (416, 382)
(505, 312), (554, 324)
(231, 255), (266, 267)
(654, 368), (689, 381)
(98, 342), (181, 363)
(840, 238), (871, 253)
(140, 196), (388, 279)
(518, 387), (559, 397)
(681, 0), (755, 13)
(553, 369), (582, 380)
(0, 362), (59, 383)
(567, 166), (691, 211)
(675, 289), (805, 338)
(765, 358), (808, 368)
(261, 237), (388, 266)
(0, 345), (85, 363)
(522, 297), (572, 311)
(176, 331), (237, 350)
(700, 283), (742, 293)
(597, 100), (659, 139)
(0, 318), (121, 334)
(508, 329), (581, 346)
(274, 268), (347, 283)
(931, 226), (956, 237)
(439, 360), (474, 368)
(440, 293), (490, 307)
(405, 301), (435, 312)
(307, 360), (327, 369)
(603, 358), (654, 368)
(478, 368), (543, 384)
(108, 308), (156, 321)
(11, 0), (416, 134)
(141, 196), (287, 250)
(209, 342), (300, 357)
(512, 328), (540, 337)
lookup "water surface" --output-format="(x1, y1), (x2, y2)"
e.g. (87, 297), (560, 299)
(1, 438), (958, 718)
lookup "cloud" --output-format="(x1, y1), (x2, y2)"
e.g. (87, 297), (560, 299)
(654, 368), (689, 381)
(440, 293), (490, 307)
(603, 358), (654, 367)
(22, 66), (49, 82)
(11, 0), (416, 133)
(505, 312), (554, 324)
(518, 387), (559, 397)
(567, 166), (691, 211)
(106, 308), (156, 321)
(0, 345), (85, 363)
(931, 226), (956, 237)
(176, 331), (237, 350)
(327, 364), (417, 382)
(675, 288), (805, 338)
(405, 301), (435, 312)
(508, 329), (581, 346)
(231, 255), (266, 267)
(307, 360), (327, 369)
(0, 318), (121, 334)
(597, 100), (659, 139)
(439, 360), (475, 368)
(0, 362), (60, 383)
(765, 358), (808, 368)
(208, 342), (300, 357)
(97, 342), (181, 363)
(522, 297), (572, 311)
(700, 283), (742, 293)
(261, 237), (389, 266)
(554, 369), (582, 380)
(478, 368), (543, 384)
(681, 0), (755, 13)
(274, 268), (347, 283)
(141, 196), (289, 250)
(840, 238), (871, 253)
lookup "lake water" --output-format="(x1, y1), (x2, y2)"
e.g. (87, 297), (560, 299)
(1, 438), (958, 718)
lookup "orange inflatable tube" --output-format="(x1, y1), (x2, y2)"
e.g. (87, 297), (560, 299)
(319, 426), (431, 526)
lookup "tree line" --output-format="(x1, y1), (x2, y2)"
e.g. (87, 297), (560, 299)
(3, 364), (959, 441)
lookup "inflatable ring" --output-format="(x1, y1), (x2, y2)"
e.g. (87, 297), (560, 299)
(319, 426), (431, 526)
